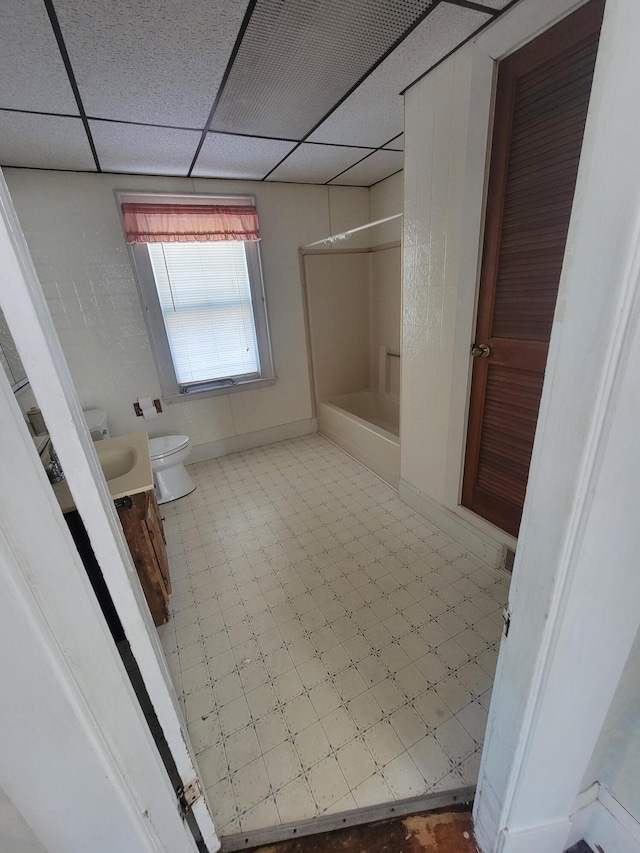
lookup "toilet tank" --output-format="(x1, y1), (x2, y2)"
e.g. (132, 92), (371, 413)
(83, 407), (110, 441)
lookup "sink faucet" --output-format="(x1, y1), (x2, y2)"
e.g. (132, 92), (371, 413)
(46, 444), (65, 484)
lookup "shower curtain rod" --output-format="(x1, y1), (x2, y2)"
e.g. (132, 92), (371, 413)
(300, 213), (402, 250)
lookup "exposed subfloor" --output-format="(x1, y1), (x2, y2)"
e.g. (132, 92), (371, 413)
(248, 805), (476, 852)
(158, 433), (508, 838)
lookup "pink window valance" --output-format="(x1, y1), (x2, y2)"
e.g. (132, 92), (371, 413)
(122, 203), (260, 243)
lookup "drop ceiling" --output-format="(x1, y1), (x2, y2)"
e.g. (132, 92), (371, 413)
(0, 0), (514, 186)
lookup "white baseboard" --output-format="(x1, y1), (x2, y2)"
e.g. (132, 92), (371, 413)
(565, 783), (599, 849)
(484, 785), (640, 853)
(567, 783), (640, 852)
(188, 418), (317, 463)
(398, 479), (506, 567)
(497, 819), (572, 853)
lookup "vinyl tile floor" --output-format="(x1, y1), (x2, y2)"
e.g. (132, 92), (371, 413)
(157, 434), (508, 838)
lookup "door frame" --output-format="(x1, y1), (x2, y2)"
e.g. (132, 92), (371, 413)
(474, 0), (640, 847)
(0, 170), (220, 852)
(461, 0), (603, 539)
(454, 0), (597, 536)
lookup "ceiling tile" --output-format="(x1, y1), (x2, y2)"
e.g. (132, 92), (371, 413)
(329, 150), (403, 186)
(266, 143), (374, 184)
(53, 0), (249, 128)
(210, 0), (437, 139)
(192, 133), (298, 180)
(89, 121), (200, 175)
(384, 134), (404, 151)
(309, 4), (490, 148)
(0, 0), (78, 115)
(0, 112), (95, 170)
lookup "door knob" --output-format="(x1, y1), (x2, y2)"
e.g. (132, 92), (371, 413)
(471, 343), (491, 359)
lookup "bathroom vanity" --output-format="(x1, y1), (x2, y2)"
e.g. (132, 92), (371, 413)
(53, 432), (172, 626)
(116, 489), (171, 626)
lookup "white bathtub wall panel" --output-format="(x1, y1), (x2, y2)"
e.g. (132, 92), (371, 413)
(304, 252), (370, 401)
(5, 169), (368, 451)
(369, 245), (401, 397)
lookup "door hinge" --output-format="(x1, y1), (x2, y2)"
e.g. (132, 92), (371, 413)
(177, 778), (202, 818)
(503, 607), (511, 638)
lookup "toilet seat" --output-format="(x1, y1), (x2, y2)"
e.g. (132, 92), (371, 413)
(149, 434), (190, 461)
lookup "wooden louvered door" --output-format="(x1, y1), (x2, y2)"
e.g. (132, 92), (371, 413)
(461, 0), (604, 538)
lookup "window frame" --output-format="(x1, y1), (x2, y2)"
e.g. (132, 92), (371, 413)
(118, 191), (276, 403)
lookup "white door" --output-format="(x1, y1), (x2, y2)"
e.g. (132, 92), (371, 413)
(0, 170), (219, 852)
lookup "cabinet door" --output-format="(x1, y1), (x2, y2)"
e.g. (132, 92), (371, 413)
(145, 492), (171, 595)
(117, 493), (169, 626)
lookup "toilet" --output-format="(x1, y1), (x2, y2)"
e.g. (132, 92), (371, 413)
(149, 435), (195, 504)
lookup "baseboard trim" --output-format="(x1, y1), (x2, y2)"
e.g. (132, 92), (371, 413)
(398, 479), (506, 567)
(220, 785), (475, 852)
(567, 783), (640, 852)
(188, 418), (318, 463)
(497, 818), (572, 853)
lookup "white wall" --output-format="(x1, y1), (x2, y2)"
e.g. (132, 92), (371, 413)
(583, 629), (640, 821)
(401, 38), (509, 563)
(370, 171), (403, 246)
(0, 786), (46, 853)
(399, 0), (594, 563)
(4, 170), (368, 455)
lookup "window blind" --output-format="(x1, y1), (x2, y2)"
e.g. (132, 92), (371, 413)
(147, 242), (260, 385)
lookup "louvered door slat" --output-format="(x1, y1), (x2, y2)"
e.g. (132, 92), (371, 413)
(462, 0), (603, 537)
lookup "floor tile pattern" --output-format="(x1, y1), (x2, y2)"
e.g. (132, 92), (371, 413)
(158, 434), (507, 837)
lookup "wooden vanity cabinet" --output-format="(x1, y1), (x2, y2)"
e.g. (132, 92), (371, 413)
(117, 490), (171, 626)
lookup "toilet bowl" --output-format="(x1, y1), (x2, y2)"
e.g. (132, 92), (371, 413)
(149, 435), (195, 504)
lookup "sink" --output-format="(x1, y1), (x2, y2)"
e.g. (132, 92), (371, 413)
(53, 431), (154, 513)
(95, 444), (137, 481)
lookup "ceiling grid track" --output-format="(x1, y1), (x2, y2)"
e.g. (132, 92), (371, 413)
(400, 0), (523, 94)
(260, 0), (447, 181)
(187, 0), (260, 177)
(0, 0), (519, 184)
(324, 149), (378, 185)
(444, 0), (501, 15)
(42, 0), (101, 172)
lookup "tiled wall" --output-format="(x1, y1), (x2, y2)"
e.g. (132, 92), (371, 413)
(401, 46), (496, 521)
(4, 170), (369, 452)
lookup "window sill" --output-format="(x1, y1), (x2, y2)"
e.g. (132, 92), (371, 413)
(162, 376), (276, 404)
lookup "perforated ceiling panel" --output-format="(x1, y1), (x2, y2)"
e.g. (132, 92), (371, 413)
(308, 4), (490, 148)
(210, 0), (436, 140)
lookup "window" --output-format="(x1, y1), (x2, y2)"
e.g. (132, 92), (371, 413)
(121, 193), (275, 401)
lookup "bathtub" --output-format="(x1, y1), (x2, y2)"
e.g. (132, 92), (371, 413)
(317, 390), (400, 488)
